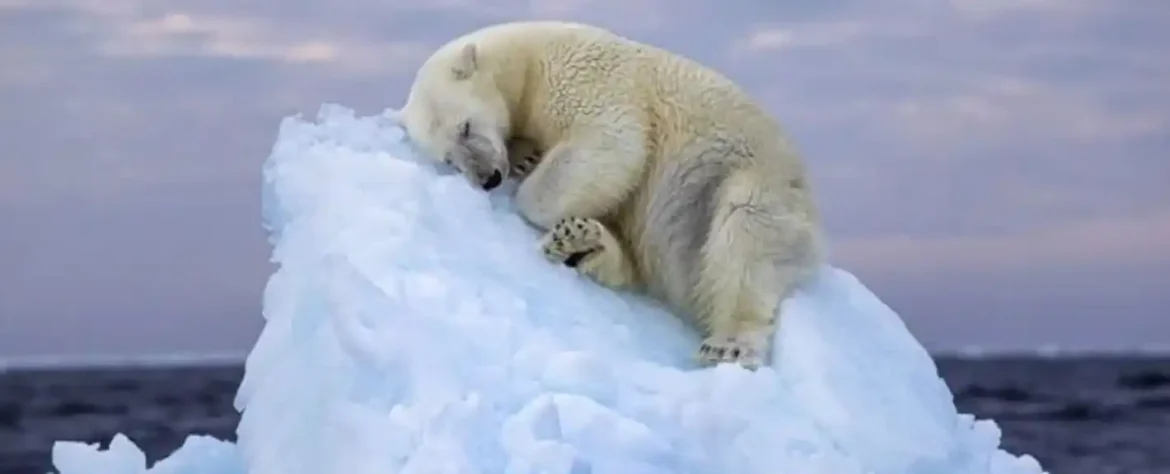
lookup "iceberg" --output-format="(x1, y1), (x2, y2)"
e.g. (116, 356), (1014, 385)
(51, 104), (1047, 474)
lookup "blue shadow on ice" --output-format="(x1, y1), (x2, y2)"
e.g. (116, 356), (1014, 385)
(50, 105), (1048, 474)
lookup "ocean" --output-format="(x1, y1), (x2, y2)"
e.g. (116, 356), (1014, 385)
(1, 356), (1168, 474)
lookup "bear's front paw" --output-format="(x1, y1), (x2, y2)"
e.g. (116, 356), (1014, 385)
(506, 139), (542, 180)
(541, 217), (604, 268)
(511, 153), (540, 179)
(697, 334), (766, 370)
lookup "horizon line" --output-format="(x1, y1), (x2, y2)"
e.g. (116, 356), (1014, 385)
(5, 346), (1170, 372)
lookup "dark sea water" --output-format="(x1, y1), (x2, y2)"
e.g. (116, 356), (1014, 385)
(2, 356), (1169, 474)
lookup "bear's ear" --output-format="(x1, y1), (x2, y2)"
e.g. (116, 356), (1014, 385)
(451, 43), (478, 80)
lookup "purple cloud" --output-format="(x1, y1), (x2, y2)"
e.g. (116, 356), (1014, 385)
(1, 0), (1166, 360)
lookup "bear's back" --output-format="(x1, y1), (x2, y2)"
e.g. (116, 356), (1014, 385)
(474, 21), (792, 169)
(530, 23), (779, 146)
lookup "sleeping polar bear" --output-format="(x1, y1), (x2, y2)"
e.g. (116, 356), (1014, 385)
(399, 20), (825, 370)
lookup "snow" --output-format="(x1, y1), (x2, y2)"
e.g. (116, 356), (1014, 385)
(50, 104), (1048, 474)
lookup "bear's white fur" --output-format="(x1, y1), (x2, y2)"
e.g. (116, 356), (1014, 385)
(399, 21), (825, 369)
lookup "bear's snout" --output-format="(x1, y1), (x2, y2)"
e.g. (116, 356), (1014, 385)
(481, 169), (503, 190)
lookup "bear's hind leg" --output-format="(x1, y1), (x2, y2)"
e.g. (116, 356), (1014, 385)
(542, 217), (640, 290)
(694, 171), (820, 370)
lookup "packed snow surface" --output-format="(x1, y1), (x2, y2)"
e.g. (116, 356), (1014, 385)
(51, 104), (1047, 474)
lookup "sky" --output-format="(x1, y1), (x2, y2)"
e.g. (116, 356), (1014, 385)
(1, 0), (1168, 363)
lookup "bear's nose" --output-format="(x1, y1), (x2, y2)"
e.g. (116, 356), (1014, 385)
(482, 169), (503, 191)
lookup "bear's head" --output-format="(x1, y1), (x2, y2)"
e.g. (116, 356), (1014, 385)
(401, 42), (511, 191)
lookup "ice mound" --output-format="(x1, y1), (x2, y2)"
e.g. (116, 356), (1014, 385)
(51, 104), (1047, 474)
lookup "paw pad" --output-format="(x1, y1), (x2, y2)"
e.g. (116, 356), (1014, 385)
(698, 335), (765, 370)
(542, 217), (605, 267)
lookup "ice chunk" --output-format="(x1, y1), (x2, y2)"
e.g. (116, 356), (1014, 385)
(52, 434), (241, 474)
(51, 104), (1047, 474)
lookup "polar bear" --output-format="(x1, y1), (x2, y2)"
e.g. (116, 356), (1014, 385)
(399, 21), (825, 369)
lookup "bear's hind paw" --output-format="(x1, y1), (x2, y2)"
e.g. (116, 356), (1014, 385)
(541, 217), (604, 268)
(697, 334), (767, 370)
